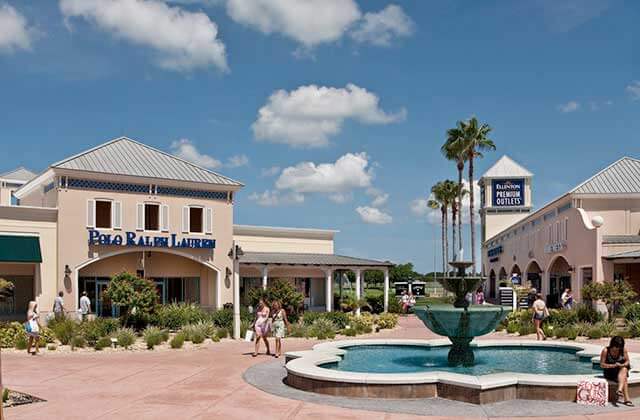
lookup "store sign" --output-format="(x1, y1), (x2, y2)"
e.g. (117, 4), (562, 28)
(88, 230), (215, 249)
(487, 245), (503, 258)
(544, 241), (566, 254)
(492, 179), (524, 207)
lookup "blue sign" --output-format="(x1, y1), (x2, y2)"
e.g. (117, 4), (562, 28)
(88, 230), (215, 249)
(492, 179), (524, 207)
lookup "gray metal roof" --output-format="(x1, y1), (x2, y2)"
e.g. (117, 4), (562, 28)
(239, 252), (393, 267)
(0, 167), (36, 183)
(605, 249), (640, 259)
(571, 157), (640, 194)
(52, 137), (243, 187)
(603, 235), (640, 244)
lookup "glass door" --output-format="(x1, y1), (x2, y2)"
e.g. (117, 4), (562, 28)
(96, 279), (115, 317)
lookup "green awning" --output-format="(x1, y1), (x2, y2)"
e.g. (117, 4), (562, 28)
(0, 235), (42, 263)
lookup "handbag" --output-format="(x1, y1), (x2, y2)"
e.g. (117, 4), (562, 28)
(24, 321), (32, 333)
(244, 330), (254, 342)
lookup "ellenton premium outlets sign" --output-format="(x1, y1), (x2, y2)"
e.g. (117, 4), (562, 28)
(492, 179), (524, 207)
(88, 230), (215, 249)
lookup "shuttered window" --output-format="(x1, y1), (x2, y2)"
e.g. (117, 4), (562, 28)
(161, 205), (169, 232)
(205, 208), (213, 234)
(86, 199), (95, 228)
(95, 200), (112, 229)
(189, 207), (203, 233)
(113, 201), (122, 230)
(144, 203), (160, 231)
(182, 207), (189, 233)
(136, 203), (144, 231)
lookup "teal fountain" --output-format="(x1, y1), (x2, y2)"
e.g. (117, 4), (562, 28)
(414, 255), (510, 367)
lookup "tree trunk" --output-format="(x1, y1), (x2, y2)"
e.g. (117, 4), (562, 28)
(441, 207), (447, 277)
(451, 203), (457, 262)
(469, 156), (476, 273)
(457, 163), (463, 255)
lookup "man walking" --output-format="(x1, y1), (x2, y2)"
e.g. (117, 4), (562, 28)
(79, 291), (91, 321)
(53, 291), (65, 320)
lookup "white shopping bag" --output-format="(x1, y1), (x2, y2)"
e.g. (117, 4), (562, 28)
(577, 379), (608, 406)
(244, 330), (254, 342)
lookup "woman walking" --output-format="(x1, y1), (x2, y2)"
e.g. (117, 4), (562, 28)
(531, 293), (549, 341)
(26, 301), (41, 355)
(600, 336), (633, 406)
(252, 299), (271, 357)
(271, 300), (290, 358)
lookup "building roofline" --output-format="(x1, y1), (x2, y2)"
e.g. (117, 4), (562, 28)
(569, 156), (640, 194)
(233, 224), (338, 240)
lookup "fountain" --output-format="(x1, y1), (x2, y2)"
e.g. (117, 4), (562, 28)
(414, 251), (510, 366)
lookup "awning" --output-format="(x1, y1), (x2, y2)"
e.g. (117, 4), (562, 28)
(0, 235), (42, 263)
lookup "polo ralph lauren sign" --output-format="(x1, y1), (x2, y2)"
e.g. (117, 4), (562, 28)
(492, 179), (524, 207)
(88, 230), (215, 249)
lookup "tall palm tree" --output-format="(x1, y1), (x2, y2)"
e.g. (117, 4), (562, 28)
(441, 127), (467, 257)
(448, 182), (468, 262)
(459, 117), (495, 273)
(428, 182), (448, 277)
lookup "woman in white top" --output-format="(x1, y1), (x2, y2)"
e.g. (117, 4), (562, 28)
(26, 301), (41, 355)
(531, 294), (549, 341)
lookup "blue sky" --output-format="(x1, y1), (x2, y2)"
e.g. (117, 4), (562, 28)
(0, 0), (638, 272)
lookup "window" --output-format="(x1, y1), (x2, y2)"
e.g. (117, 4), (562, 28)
(144, 203), (160, 231)
(189, 207), (203, 233)
(564, 218), (569, 241)
(95, 200), (112, 229)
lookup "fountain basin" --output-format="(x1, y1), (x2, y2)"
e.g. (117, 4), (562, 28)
(284, 339), (640, 404)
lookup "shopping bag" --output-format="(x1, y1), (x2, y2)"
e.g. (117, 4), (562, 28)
(244, 330), (254, 342)
(577, 378), (608, 406)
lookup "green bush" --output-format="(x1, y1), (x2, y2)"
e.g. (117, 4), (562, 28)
(170, 332), (185, 349)
(0, 322), (27, 348)
(365, 290), (384, 314)
(518, 323), (536, 336)
(341, 327), (357, 336)
(575, 304), (604, 324)
(628, 320), (640, 337)
(80, 318), (120, 345)
(323, 311), (349, 329)
(622, 303), (640, 322)
(582, 280), (637, 319)
(2, 387), (9, 404)
(210, 334), (220, 342)
(566, 327), (578, 340)
(247, 279), (304, 313)
(94, 336), (112, 351)
(47, 343), (57, 351)
(554, 326), (568, 338)
(347, 313), (374, 334)
(542, 323), (554, 337)
(288, 322), (309, 338)
(302, 311), (323, 326)
(308, 318), (336, 340)
(152, 303), (207, 330)
(143, 326), (165, 349)
(209, 308), (234, 330)
(595, 321), (618, 337)
(51, 318), (78, 345)
(193, 321), (216, 338)
(506, 322), (519, 334)
(38, 327), (55, 346)
(587, 326), (604, 339)
(71, 335), (86, 349)
(105, 272), (159, 327)
(377, 313), (399, 329)
(14, 335), (28, 350)
(215, 328), (228, 340)
(387, 293), (403, 314)
(574, 322), (591, 337)
(191, 330), (205, 344)
(115, 328), (136, 348)
(548, 309), (578, 327)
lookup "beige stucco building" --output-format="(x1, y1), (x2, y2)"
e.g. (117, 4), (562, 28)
(0, 137), (391, 335)
(481, 155), (640, 307)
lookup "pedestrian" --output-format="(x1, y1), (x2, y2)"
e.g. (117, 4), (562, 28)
(25, 301), (41, 355)
(53, 291), (65, 320)
(271, 300), (290, 358)
(400, 290), (409, 313)
(531, 293), (549, 341)
(475, 287), (485, 305)
(79, 291), (91, 321)
(561, 288), (573, 310)
(527, 288), (537, 308)
(252, 299), (271, 357)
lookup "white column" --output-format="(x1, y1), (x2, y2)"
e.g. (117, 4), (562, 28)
(325, 268), (333, 312)
(355, 268), (362, 316)
(233, 248), (241, 340)
(383, 268), (389, 312)
(262, 265), (268, 290)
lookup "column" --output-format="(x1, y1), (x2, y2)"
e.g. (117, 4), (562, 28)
(383, 268), (389, 312)
(355, 268), (361, 315)
(233, 254), (241, 340)
(325, 268), (333, 312)
(262, 265), (268, 290)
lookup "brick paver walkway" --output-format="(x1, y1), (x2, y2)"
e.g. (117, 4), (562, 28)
(4, 316), (640, 420)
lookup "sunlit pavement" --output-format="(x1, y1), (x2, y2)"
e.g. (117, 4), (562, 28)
(4, 315), (640, 420)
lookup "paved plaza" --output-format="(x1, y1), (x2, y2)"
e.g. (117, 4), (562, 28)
(4, 316), (640, 420)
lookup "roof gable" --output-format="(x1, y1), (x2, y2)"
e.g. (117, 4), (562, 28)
(571, 157), (640, 195)
(51, 137), (243, 187)
(0, 167), (37, 183)
(481, 155), (532, 179)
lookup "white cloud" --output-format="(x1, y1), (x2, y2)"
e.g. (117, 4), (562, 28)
(275, 152), (373, 194)
(350, 4), (414, 47)
(225, 0), (361, 47)
(410, 198), (430, 217)
(59, 0), (228, 72)
(557, 100), (580, 113)
(253, 84), (406, 147)
(328, 192), (353, 204)
(627, 81), (640, 101)
(356, 206), (392, 224)
(226, 154), (249, 168)
(249, 190), (304, 207)
(260, 166), (281, 177)
(366, 187), (389, 207)
(170, 138), (221, 169)
(0, 4), (34, 52)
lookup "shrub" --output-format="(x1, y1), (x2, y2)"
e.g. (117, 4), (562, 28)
(105, 272), (159, 327)
(94, 336), (112, 351)
(115, 328), (136, 348)
(553, 326), (567, 338)
(341, 327), (357, 336)
(582, 281), (637, 319)
(619, 329), (633, 339)
(596, 321), (618, 337)
(574, 322), (592, 337)
(0, 322), (27, 348)
(575, 304), (604, 324)
(210, 334), (220, 343)
(152, 303), (207, 330)
(622, 303), (640, 322)
(193, 321), (216, 338)
(38, 327), (55, 347)
(323, 311), (349, 329)
(47, 343), (57, 351)
(143, 326), (164, 349)
(542, 323), (554, 337)
(301, 311), (323, 326)
(191, 330), (205, 344)
(181, 324), (198, 342)
(506, 322), (519, 334)
(518, 323), (536, 336)
(587, 326), (604, 339)
(70, 335), (86, 349)
(215, 328), (228, 340)
(170, 332), (185, 349)
(288, 322), (308, 338)
(365, 290), (384, 314)
(308, 318), (336, 340)
(547, 309), (578, 328)
(566, 327), (578, 340)
(51, 318), (78, 345)
(209, 308), (234, 330)
(387, 293), (403, 314)
(628, 320), (640, 337)
(247, 279), (304, 313)
(377, 313), (399, 329)
(14, 335), (28, 350)
(80, 318), (120, 345)
(347, 313), (374, 334)
(240, 320), (251, 339)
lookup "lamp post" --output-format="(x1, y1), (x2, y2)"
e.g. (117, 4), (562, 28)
(229, 243), (244, 339)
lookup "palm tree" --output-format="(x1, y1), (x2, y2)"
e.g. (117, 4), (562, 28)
(428, 182), (448, 277)
(441, 130), (467, 258)
(448, 182), (468, 262)
(459, 117), (495, 273)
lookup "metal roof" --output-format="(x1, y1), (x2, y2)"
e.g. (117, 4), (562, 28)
(603, 235), (640, 244)
(51, 137), (243, 187)
(0, 167), (36, 183)
(571, 157), (640, 194)
(604, 249), (640, 259)
(239, 252), (393, 267)
(481, 155), (533, 179)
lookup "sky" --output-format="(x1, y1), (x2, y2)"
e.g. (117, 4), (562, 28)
(0, 0), (638, 273)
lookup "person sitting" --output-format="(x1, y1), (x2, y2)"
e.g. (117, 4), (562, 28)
(600, 336), (633, 406)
